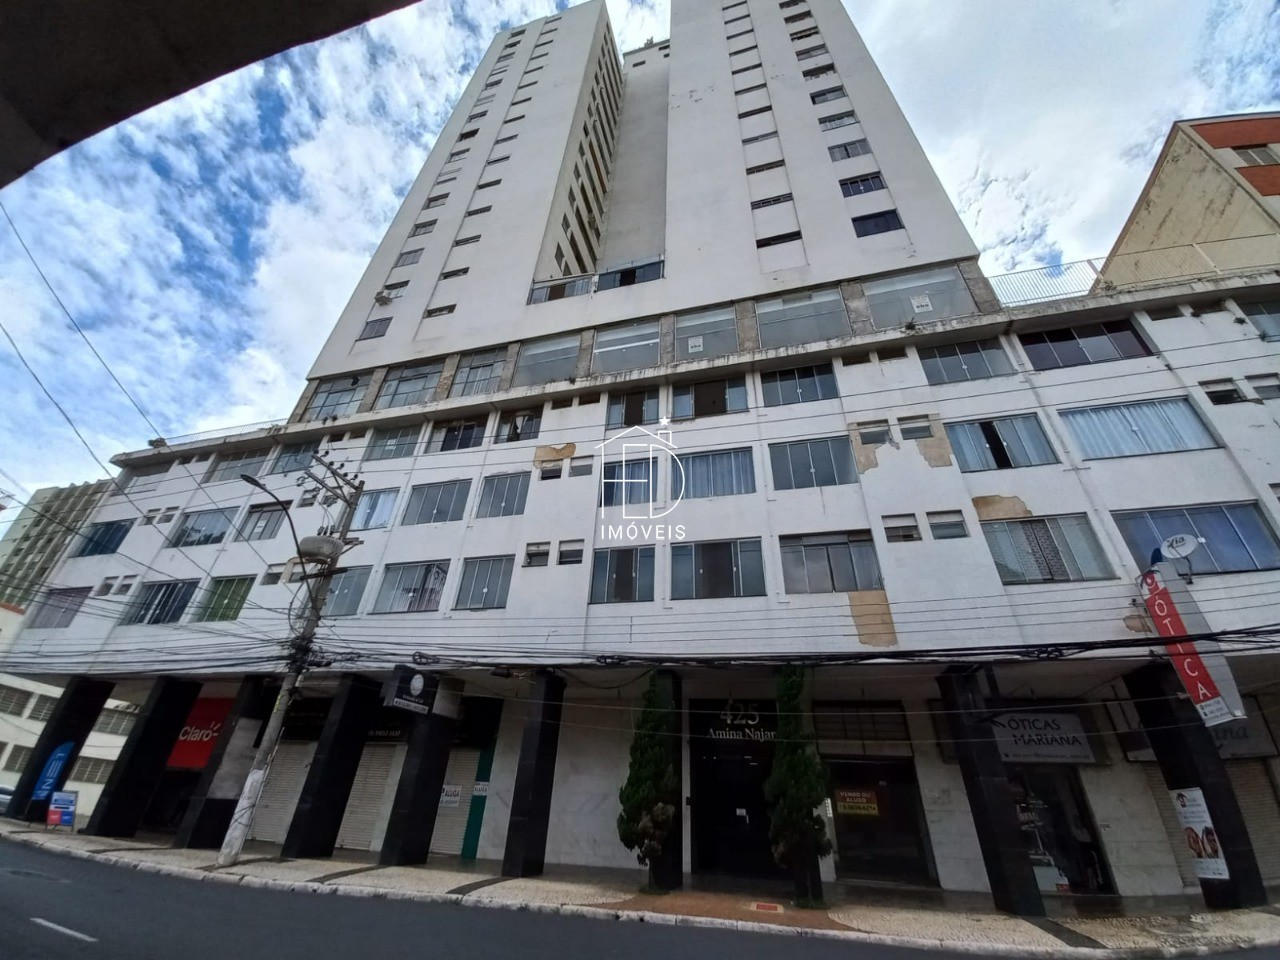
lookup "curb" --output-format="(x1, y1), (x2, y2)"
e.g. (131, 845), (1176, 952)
(2, 831), (1276, 958)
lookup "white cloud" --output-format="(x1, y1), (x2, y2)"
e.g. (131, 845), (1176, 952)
(1, 0), (1277, 499)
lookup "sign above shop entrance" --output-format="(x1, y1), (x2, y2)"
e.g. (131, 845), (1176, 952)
(990, 711), (1096, 764)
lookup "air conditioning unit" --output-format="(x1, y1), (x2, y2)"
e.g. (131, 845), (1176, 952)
(374, 293), (392, 305)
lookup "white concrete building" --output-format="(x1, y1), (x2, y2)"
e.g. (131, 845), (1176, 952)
(6, 0), (1280, 916)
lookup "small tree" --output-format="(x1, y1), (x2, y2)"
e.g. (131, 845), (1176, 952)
(617, 673), (680, 891)
(764, 664), (831, 906)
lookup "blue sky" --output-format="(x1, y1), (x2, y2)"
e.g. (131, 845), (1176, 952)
(0, 0), (1278, 507)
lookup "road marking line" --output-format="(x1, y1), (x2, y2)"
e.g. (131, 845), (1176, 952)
(30, 917), (98, 943)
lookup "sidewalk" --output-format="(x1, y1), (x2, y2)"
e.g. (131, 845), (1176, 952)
(3, 819), (1279, 957)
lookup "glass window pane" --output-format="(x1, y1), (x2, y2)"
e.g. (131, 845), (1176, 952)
(737, 540), (766, 596)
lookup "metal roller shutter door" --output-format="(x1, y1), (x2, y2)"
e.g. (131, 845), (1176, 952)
(430, 748), (481, 856)
(1226, 761), (1280, 883)
(1144, 765), (1198, 887)
(249, 742), (315, 844)
(336, 744), (398, 851)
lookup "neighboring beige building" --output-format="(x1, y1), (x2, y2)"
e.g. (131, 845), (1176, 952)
(1097, 112), (1280, 289)
(0, 481), (110, 609)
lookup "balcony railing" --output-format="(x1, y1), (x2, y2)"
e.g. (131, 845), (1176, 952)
(157, 418), (288, 447)
(989, 234), (1280, 307)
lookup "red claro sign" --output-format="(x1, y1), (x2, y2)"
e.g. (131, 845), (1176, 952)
(1142, 572), (1230, 725)
(167, 699), (234, 769)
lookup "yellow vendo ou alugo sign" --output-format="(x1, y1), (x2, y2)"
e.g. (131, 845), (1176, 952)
(835, 788), (879, 816)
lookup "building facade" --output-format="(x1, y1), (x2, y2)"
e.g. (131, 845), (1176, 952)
(5, 0), (1280, 915)
(0, 480), (109, 609)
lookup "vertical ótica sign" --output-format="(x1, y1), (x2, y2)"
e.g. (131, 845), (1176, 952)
(1142, 571), (1232, 725)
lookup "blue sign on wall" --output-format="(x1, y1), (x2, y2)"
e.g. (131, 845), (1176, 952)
(32, 741), (74, 801)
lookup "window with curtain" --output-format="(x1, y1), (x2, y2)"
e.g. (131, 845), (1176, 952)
(673, 449), (755, 499)
(589, 546), (656, 603)
(375, 362), (443, 409)
(372, 561), (450, 613)
(195, 576), (255, 622)
(755, 288), (849, 349)
(455, 556), (515, 609)
(1113, 502), (1280, 574)
(495, 407), (542, 443)
(122, 580), (199, 624)
(918, 339), (1012, 385)
(365, 424), (421, 461)
(321, 567), (371, 617)
(1060, 397), (1216, 459)
(477, 473), (531, 518)
(945, 416), (1057, 472)
(169, 509), (235, 548)
(403, 480), (470, 525)
(671, 538), (766, 599)
(601, 458), (656, 507)
(761, 363), (838, 406)
(769, 436), (857, 490)
(352, 489), (398, 530)
(981, 516), (1112, 584)
(780, 532), (881, 593)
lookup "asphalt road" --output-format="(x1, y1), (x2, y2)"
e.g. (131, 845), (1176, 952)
(0, 839), (1273, 960)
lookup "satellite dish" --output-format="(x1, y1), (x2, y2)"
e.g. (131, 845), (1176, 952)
(1160, 534), (1200, 560)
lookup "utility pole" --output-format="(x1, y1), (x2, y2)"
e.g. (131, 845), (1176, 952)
(217, 454), (364, 866)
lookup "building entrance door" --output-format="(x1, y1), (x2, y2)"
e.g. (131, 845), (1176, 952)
(689, 698), (780, 877)
(828, 758), (934, 883)
(1008, 764), (1115, 897)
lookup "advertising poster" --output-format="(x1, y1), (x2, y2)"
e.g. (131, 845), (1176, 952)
(834, 788), (878, 816)
(1170, 787), (1229, 879)
(46, 790), (77, 827)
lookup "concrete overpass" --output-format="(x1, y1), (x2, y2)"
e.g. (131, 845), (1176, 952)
(0, 0), (419, 188)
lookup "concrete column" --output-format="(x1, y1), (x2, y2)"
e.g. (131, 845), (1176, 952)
(957, 258), (1002, 315)
(86, 678), (202, 838)
(734, 301), (760, 352)
(937, 666), (1044, 917)
(431, 354), (462, 402)
(652, 670), (684, 890)
(174, 677), (276, 849)
(355, 367), (389, 414)
(573, 329), (595, 380)
(497, 342), (522, 392)
(281, 674), (382, 860)
(840, 279), (874, 337)
(658, 313), (676, 366)
(501, 672), (566, 877)
(379, 677), (463, 866)
(1125, 662), (1266, 909)
(7, 676), (113, 823)
(288, 380), (320, 424)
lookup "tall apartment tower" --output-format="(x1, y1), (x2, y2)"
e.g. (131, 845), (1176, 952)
(13, 0), (1280, 916)
(0, 481), (109, 609)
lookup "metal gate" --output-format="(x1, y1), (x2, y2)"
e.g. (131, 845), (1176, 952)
(430, 748), (481, 856)
(248, 742), (315, 844)
(335, 744), (399, 851)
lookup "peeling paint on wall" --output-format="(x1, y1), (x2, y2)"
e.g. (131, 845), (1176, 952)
(915, 415), (952, 467)
(1123, 612), (1152, 634)
(850, 590), (897, 647)
(971, 495), (1031, 521)
(534, 442), (577, 467)
(851, 429), (880, 473)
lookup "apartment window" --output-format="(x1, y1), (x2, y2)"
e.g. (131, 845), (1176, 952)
(376, 361), (443, 409)
(426, 417), (487, 452)
(1235, 145), (1279, 166)
(747, 159), (785, 174)
(496, 407), (542, 444)
(552, 540), (583, 566)
(1020, 320), (1151, 370)
(796, 44), (828, 61)
(0, 684), (33, 716)
(477, 473), (530, 518)
(27, 587), (91, 628)
(738, 105), (772, 120)
(858, 421), (891, 446)
(672, 307), (735, 361)
(321, 567), (371, 617)
(790, 26), (820, 40)
(918, 339), (1013, 384)
(372, 561), (449, 613)
(590, 546), (655, 603)
(732, 63), (762, 75)
(513, 333), (580, 386)
(946, 416), (1057, 472)
(75, 519), (132, 557)
(366, 424), (421, 461)
(403, 480), (470, 524)
(751, 193), (793, 209)
(477, 179), (502, 190)
(785, 11), (814, 22)
(484, 79), (502, 89)
(440, 268), (468, 280)
(68, 756), (115, 784)
(602, 459), (656, 508)
(762, 363), (838, 406)
(467, 110), (487, 121)
(358, 317), (391, 340)
(730, 45), (759, 56)
(394, 249), (423, 268)
(1240, 300), (1280, 340)
(28, 694), (58, 722)
(674, 448), (755, 499)
(819, 110), (857, 131)
(525, 542), (550, 567)
(928, 511), (969, 540)
(810, 86), (845, 104)
(672, 376), (749, 420)
(841, 173), (886, 197)
(597, 260), (663, 290)
(123, 580), (199, 624)
(195, 576), (255, 622)
(829, 139), (871, 161)
(982, 516), (1112, 584)
(409, 220), (436, 238)
(169, 509), (235, 548)
(208, 448), (271, 483)
(726, 30), (753, 41)
(304, 374), (371, 419)
(453, 236), (480, 248)
(899, 416), (934, 440)
(352, 488), (398, 530)
(802, 64), (836, 80)
(853, 210), (904, 236)
(1202, 379), (1245, 404)
(381, 281), (408, 299)
(424, 194), (449, 209)
(742, 131), (778, 145)
(455, 556), (515, 610)
(770, 436), (857, 490)
(671, 538), (765, 600)
(757, 231), (803, 248)
(781, 532), (882, 593)
(238, 503), (288, 542)
(1249, 374), (1280, 399)
(450, 348), (506, 397)
(756, 288), (849, 348)
(594, 319), (660, 374)
(1061, 398), (1216, 459)
(466, 206), (493, 217)
(569, 455), (593, 477)
(1114, 502), (1280, 574)
(4, 745), (33, 772)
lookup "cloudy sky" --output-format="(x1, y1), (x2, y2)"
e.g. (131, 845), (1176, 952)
(0, 0), (1277, 505)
